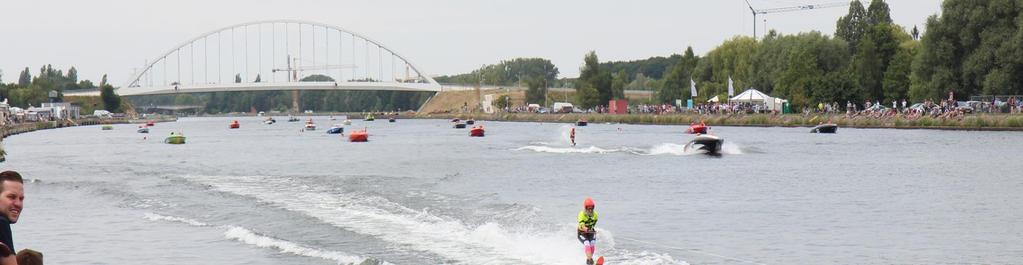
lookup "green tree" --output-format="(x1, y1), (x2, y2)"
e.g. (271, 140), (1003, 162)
(836, 0), (867, 54)
(659, 46), (699, 103)
(911, 0), (1023, 100)
(882, 46), (915, 102)
(525, 77), (546, 104)
(66, 67), (78, 83)
(852, 37), (884, 101)
(575, 51), (611, 108)
(18, 67), (31, 86)
(866, 0), (892, 25)
(100, 84), (122, 112)
(611, 70), (627, 99)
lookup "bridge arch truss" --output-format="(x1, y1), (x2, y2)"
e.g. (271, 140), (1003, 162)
(123, 19), (439, 96)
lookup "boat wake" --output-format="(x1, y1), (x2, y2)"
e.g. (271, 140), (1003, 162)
(143, 212), (383, 265)
(183, 175), (686, 265)
(514, 142), (742, 156)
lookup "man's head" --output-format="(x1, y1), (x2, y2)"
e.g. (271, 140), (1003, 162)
(16, 249), (42, 265)
(0, 171), (25, 223)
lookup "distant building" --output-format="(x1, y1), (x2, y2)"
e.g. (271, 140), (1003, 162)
(39, 102), (80, 120)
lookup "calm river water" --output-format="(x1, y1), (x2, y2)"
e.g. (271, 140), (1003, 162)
(2, 117), (1022, 264)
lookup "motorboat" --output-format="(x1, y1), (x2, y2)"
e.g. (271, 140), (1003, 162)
(326, 125), (344, 134)
(165, 133), (186, 144)
(229, 120), (240, 129)
(576, 119), (588, 126)
(684, 134), (723, 154)
(349, 129), (368, 142)
(137, 126), (149, 133)
(146, 120), (156, 127)
(343, 119), (353, 125)
(466, 119), (475, 125)
(810, 123), (838, 133)
(304, 119), (316, 130)
(451, 118), (461, 123)
(685, 121), (708, 134)
(453, 122), (467, 129)
(329, 116), (336, 121)
(264, 117), (276, 124)
(102, 125), (113, 130)
(469, 126), (485, 137)
(288, 115), (300, 122)
(365, 113), (375, 121)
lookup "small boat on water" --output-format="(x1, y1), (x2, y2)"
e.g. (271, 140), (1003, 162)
(810, 123), (838, 133)
(349, 129), (368, 142)
(466, 119), (475, 125)
(684, 134), (723, 155)
(264, 117), (276, 124)
(137, 126), (149, 133)
(288, 115), (300, 122)
(326, 125), (344, 134)
(451, 118), (461, 123)
(102, 125), (113, 130)
(229, 120), (240, 129)
(329, 116), (336, 121)
(343, 119), (352, 125)
(365, 113), (375, 121)
(146, 120), (156, 126)
(453, 122), (467, 129)
(685, 121), (708, 134)
(304, 119), (316, 130)
(469, 125), (485, 137)
(165, 133), (186, 144)
(576, 119), (588, 126)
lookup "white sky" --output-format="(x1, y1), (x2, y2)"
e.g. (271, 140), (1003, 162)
(0, 0), (941, 85)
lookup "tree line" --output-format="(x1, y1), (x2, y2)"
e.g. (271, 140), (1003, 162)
(0, 65), (123, 112)
(439, 0), (1019, 110)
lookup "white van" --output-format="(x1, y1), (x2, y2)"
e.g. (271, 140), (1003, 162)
(552, 102), (574, 113)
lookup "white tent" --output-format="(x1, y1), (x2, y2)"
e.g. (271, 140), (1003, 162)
(707, 95), (720, 103)
(730, 88), (787, 111)
(729, 88), (772, 103)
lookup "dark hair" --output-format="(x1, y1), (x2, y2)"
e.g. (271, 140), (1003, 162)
(0, 171), (24, 193)
(16, 249), (43, 265)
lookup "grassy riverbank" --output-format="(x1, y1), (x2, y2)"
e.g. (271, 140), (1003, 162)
(413, 112), (1023, 131)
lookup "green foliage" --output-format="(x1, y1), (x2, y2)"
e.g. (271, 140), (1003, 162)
(836, 0), (867, 53)
(693, 37), (757, 101)
(601, 54), (681, 80)
(611, 70), (627, 99)
(434, 58), (558, 87)
(659, 46), (699, 103)
(300, 74), (335, 82)
(525, 77), (547, 104)
(866, 0), (893, 25)
(575, 51), (613, 108)
(100, 84), (122, 112)
(912, 0), (1023, 100)
(883, 46), (915, 102)
(493, 95), (510, 110)
(18, 67), (31, 86)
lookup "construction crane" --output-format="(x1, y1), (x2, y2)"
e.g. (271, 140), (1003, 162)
(743, 0), (849, 39)
(272, 55), (357, 82)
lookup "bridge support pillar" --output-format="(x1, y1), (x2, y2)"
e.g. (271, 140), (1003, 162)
(291, 90), (301, 113)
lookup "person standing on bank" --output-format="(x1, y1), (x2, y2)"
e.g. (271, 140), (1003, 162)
(0, 171), (25, 265)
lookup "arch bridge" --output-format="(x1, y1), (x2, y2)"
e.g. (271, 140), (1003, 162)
(116, 19), (440, 111)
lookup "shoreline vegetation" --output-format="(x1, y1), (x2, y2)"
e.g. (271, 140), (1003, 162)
(411, 112), (1023, 131)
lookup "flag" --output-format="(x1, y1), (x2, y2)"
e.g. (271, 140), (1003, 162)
(690, 79), (697, 98)
(728, 76), (735, 97)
